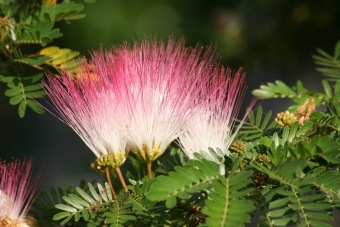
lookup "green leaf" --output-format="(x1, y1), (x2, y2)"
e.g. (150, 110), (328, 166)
(4, 87), (21, 97)
(238, 106), (275, 141)
(334, 40), (340, 59)
(322, 80), (332, 99)
(81, 209), (90, 221)
(64, 13), (86, 20)
(88, 183), (100, 202)
(9, 94), (23, 105)
(97, 183), (108, 202)
(53, 211), (71, 221)
(165, 196), (177, 209)
(16, 21), (62, 45)
(55, 204), (77, 213)
(76, 187), (95, 204)
(252, 80), (296, 99)
(202, 172), (255, 227)
(60, 215), (73, 225)
(26, 90), (46, 98)
(271, 218), (291, 226)
(313, 42), (340, 81)
(67, 194), (90, 207)
(146, 159), (220, 207)
(15, 55), (50, 66)
(26, 100), (45, 114)
(18, 101), (26, 118)
(24, 83), (43, 92)
(63, 194), (85, 209)
(296, 121), (313, 137)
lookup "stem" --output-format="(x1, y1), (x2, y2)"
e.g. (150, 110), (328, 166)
(115, 167), (128, 192)
(105, 167), (117, 199)
(147, 162), (152, 180)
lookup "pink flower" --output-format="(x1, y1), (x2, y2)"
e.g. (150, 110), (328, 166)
(44, 56), (128, 168)
(0, 158), (39, 223)
(110, 38), (216, 163)
(178, 68), (254, 161)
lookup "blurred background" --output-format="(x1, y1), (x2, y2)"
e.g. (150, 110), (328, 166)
(1, 0), (340, 200)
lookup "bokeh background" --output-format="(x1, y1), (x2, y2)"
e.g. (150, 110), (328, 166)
(1, 0), (340, 223)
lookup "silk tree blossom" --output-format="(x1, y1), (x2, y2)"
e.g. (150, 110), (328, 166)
(178, 68), (254, 162)
(110, 38), (216, 164)
(44, 60), (128, 169)
(0, 158), (39, 226)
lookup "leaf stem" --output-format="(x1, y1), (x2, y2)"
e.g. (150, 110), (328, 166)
(115, 167), (128, 192)
(105, 167), (117, 199)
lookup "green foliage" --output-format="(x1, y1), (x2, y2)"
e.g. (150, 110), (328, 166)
(313, 40), (340, 81)
(202, 171), (255, 227)
(127, 178), (168, 226)
(0, 0), (91, 117)
(257, 165), (340, 227)
(252, 80), (296, 99)
(30, 180), (92, 226)
(102, 192), (136, 227)
(238, 106), (278, 141)
(252, 80), (328, 109)
(53, 182), (114, 225)
(0, 72), (45, 117)
(146, 158), (220, 209)
(310, 81), (340, 132)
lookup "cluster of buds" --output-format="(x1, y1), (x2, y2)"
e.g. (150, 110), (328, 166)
(275, 110), (297, 127)
(275, 97), (315, 128)
(95, 151), (126, 170)
(230, 140), (246, 154)
(258, 154), (271, 163)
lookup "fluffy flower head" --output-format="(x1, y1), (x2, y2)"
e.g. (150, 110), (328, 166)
(0, 158), (39, 224)
(44, 57), (128, 168)
(110, 38), (216, 163)
(178, 68), (254, 161)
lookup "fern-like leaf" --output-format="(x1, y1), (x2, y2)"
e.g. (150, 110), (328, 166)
(53, 182), (114, 225)
(127, 177), (167, 226)
(252, 80), (296, 99)
(260, 184), (334, 227)
(146, 159), (220, 208)
(238, 106), (277, 141)
(313, 40), (340, 81)
(103, 192), (136, 227)
(0, 72), (46, 117)
(202, 171), (255, 227)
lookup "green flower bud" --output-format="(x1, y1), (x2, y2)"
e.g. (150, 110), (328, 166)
(230, 140), (246, 154)
(275, 110), (297, 127)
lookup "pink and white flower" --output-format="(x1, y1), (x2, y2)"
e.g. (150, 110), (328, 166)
(110, 38), (216, 163)
(178, 68), (254, 161)
(44, 56), (128, 168)
(0, 158), (39, 225)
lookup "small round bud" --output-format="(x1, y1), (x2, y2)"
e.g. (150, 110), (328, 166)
(258, 154), (271, 163)
(230, 140), (246, 154)
(275, 110), (297, 127)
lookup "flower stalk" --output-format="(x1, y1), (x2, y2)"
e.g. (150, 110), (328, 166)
(104, 167), (117, 199)
(115, 167), (128, 192)
(147, 162), (153, 180)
